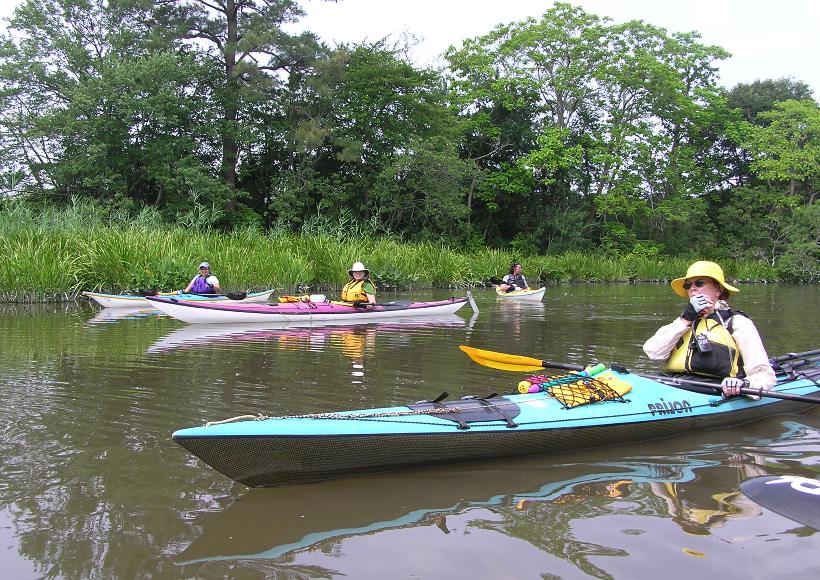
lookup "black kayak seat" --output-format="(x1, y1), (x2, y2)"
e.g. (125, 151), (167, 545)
(409, 395), (520, 429)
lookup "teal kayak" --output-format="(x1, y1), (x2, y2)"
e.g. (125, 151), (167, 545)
(172, 351), (820, 487)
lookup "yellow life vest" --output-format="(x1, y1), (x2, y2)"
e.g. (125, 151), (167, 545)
(340, 279), (375, 303)
(665, 313), (743, 378)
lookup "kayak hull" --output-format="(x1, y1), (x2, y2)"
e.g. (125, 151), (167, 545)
(148, 295), (469, 324)
(496, 287), (545, 301)
(83, 289), (275, 308)
(173, 369), (819, 487)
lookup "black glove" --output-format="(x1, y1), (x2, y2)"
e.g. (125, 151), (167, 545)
(681, 303), (698, 321)
(681, 294), (710, 321)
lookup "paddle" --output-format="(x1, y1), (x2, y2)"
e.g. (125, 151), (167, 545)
(184, 291), (248, 300)
(489, 276), (504, 286)
(352, 300), (414, 311)
(459, 345), (820, 404)
(772, 349), (820, 363)
(740, 475), (820, 530)
(138, 289), (247, 300)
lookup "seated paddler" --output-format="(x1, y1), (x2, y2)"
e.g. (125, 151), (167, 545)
(181, 261), (221, 294)
(499, 261), (528, 293)
(643, 260), (775, 399)
(341, 261), (376, 306)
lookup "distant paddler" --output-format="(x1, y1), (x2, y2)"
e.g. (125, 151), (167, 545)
(181, 261), (221, 294)
(340, 261), (376, 306)
(499, 261), (528, 293)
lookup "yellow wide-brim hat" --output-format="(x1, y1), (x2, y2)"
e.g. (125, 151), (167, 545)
(670, 261), (740, 298)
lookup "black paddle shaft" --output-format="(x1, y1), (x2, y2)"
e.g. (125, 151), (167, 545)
(534, 360), (820, 404)
(640, 373), (820, 404)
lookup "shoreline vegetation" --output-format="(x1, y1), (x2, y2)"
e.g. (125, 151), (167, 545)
(2, 3), (816, 300)
(0, 218), (791, 304)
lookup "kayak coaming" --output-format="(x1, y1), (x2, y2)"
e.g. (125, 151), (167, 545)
(147, 295), (469, 324)
(82, 289), (275, 308)
(172, 370), (820, 487)
(495, 287), (545, 301)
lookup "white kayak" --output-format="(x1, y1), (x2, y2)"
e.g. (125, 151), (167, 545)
(495, 287), (545, 301)
(82, 289), (276, 308)
(147, 295), (472, 324)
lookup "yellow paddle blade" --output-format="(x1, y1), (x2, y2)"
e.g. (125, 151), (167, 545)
(459, 345), (545, 372)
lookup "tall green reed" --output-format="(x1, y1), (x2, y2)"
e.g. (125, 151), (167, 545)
(0, 198), (787, 301)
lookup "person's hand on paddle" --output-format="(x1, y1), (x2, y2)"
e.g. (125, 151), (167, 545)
(721, 376), (749, 397)
(681, 293), (711, 321)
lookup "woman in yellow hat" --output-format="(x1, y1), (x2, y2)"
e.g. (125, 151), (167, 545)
(340, 261), (376, 305)
(643, 260), (775, 397)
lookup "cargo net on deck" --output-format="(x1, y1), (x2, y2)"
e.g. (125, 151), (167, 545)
(518, 373), (628, 409)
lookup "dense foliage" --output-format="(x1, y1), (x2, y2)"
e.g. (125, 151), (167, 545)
(1, 1), (817, 282)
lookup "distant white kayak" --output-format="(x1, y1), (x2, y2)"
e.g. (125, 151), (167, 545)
(82, 289), (276, 308)
(495, 287), (545, 301)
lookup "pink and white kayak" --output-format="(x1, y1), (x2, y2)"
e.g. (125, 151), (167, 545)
(147, 294), (473, 324)
(495, 287), (545, 301)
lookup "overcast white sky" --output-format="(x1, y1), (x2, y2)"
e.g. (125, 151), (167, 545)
(286, 0), (819, 96)
(1, 0), (817, 96)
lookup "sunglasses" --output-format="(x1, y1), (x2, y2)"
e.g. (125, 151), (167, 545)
(682, 279), (708, 290)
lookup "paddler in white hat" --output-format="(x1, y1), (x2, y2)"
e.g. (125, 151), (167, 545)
(340, 261), (376, 306)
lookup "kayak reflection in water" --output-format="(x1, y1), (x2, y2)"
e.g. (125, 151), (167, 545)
(181, 261), (222, 294)
(648, 453), (768, 536)
(340, 261), (376, 305)
(513, 454), (768, 536)
(642, 260), (776, 399)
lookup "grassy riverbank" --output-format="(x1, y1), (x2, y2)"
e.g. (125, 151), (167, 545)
(0, 203), (785, 302)
(0, 229), (782, 302)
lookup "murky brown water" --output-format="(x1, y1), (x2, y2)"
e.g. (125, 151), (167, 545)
(1, 284), (818, 578)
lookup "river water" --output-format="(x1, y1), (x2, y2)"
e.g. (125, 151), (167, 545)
(1, 284), (818, 579)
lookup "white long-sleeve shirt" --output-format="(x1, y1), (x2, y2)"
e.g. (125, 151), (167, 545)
(643, 312), (776, 390)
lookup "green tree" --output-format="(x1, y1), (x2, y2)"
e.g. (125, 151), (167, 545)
(727, 78), (814, 122)
(0, 0), (227, 211)
(372, 136), (475, 240)
(161, 0), (322, 189)
(248, 41), (457, 231)
(739, 99), (820, 200)
(445, 3), (731, 253)
(721, 78), (815, 187)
